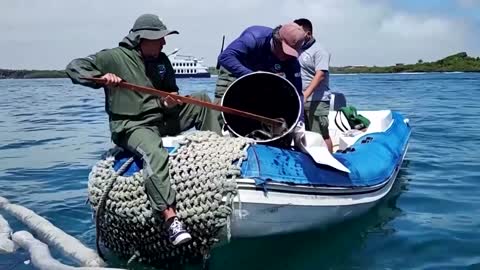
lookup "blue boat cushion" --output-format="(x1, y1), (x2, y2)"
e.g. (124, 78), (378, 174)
(240, 112), (411, 188)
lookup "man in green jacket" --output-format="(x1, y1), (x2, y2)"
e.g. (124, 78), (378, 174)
(66, 14), (221, 246)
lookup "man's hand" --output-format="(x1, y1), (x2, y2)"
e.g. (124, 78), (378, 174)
(162, 92), (183, 108)
(293, 121), (306, 148)
(100, 73), (123, 86)
(303, 70), (326, 103)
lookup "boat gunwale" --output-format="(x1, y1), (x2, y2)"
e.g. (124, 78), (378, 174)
(235, 142), (410, 197)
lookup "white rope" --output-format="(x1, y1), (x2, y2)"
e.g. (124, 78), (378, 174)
(87, 131), (253, 266)
(94, 156), (135, 260)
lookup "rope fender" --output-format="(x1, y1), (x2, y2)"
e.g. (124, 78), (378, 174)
(87, 131), (252, 267)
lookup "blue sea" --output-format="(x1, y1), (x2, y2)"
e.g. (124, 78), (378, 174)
(0, 73), (479, 270)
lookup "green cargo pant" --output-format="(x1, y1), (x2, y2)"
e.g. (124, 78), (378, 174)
(305, 100), (331, 139)
(113, 92), (222, 217)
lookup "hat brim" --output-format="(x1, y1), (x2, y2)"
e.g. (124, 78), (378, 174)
(136, 29), (179, 40)
(281, 40), (299, 58)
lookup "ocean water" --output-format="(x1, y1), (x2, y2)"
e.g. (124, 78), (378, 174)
(0, 73), (479, 270)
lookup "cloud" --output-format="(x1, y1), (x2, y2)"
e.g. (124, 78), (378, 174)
(0, 0), (477, 69)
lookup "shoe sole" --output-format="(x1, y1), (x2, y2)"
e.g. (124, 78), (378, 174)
(172, 233), (192, 246)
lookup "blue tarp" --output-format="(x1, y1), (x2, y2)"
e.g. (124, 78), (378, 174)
(240, 112), (411, 187)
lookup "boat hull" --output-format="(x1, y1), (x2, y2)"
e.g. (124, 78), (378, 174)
(230, 144), (407, 238)
(175, 72), (211, 78)
(158, 110), (411, 238)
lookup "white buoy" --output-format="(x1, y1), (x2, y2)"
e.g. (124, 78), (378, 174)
(0, 196), (105, 267)
(12, 231), (125, 270)
(0, 213), (16, 253)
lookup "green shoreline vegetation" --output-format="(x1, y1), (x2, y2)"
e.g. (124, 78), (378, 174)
(1, 52), (479, 79)
(330, 52), (480, 74)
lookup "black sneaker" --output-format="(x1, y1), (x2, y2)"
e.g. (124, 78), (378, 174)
(168, 217), (192, 245)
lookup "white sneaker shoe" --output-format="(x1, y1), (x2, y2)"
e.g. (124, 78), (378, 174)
(168, 217), (192, 246)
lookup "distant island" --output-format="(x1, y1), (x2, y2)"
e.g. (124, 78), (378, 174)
(1, 52), (479, 79)
(330, 52), (480, 74)
(0, 69), (67, 79)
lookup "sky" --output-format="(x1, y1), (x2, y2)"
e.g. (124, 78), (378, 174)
(1, 0), (479, 69)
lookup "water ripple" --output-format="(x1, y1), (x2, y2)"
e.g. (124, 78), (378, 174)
(0, 74), (479, 269)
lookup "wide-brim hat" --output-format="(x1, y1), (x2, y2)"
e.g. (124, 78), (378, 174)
(129, 14), (179, 40)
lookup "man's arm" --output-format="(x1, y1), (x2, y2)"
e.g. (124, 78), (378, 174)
(303, 70), (326, 102)
(65, 54), (104, 89)
(161, 55), (182, 108)
(217, 31), (256, 77)
(304, 49), (330, 102)
(286, 60), (305, 122)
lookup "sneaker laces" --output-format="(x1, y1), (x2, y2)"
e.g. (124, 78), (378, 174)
(169, 218), (184, 235)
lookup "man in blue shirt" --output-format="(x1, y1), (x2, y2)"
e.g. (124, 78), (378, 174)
(214, 23), (307, 140)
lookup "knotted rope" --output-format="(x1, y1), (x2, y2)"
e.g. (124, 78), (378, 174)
(87, 131), (252, 268)
(94, 156), (134, 260)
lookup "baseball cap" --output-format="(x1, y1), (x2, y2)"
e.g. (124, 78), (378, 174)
(278, 23), (306, 57)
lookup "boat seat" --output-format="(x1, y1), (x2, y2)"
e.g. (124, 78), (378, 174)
(329, 110), (393, 150)
(357, 110), (393, 132)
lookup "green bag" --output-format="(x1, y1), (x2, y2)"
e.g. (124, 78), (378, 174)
(337, 105), (371, 130)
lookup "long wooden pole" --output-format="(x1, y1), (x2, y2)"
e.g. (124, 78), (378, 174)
(84, 77), (284, 126)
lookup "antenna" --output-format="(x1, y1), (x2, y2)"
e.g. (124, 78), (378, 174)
(167, 48), (180, 57)
(216, 35), (226, 69)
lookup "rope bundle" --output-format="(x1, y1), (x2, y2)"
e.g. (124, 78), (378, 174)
(87, 131), (252, 267)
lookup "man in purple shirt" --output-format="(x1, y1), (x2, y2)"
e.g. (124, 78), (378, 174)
(214, 23), (307, 137)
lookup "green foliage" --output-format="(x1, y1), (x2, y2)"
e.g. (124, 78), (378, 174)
(331, 52), (480, 74)
(0, 69), (67, 79)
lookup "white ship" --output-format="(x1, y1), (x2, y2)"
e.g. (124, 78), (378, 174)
(167, 49), (211, 78)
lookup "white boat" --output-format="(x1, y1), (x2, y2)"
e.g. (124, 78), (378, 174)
(174, 71), (410, 238)
(99, 71), (411, 240)
(159, 104), (411, 238)
(167, 48), (211, 78)
(230, 109), (410, 237)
